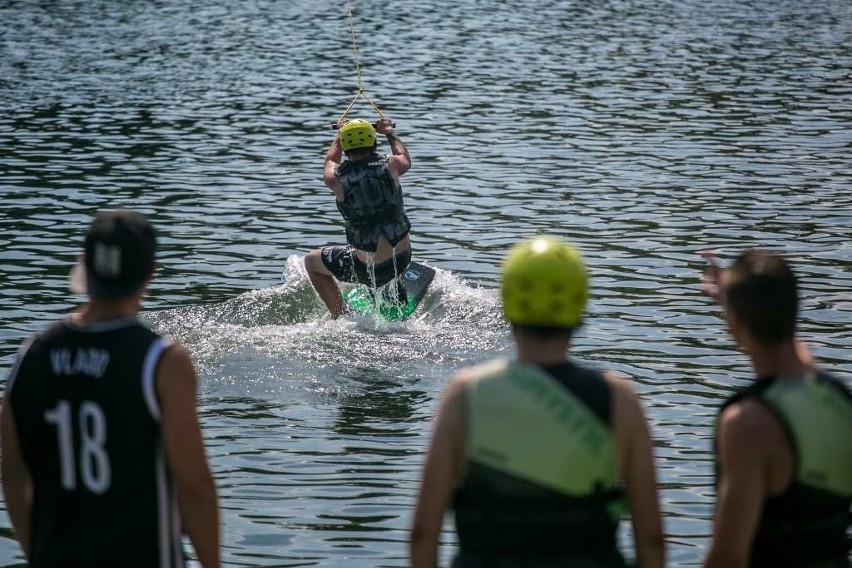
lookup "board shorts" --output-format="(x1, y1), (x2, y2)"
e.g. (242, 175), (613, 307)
(321, 245), (412, 288)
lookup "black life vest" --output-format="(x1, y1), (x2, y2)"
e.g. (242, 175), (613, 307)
(335, 154), (411, 253)
(715, 372), (852, 567)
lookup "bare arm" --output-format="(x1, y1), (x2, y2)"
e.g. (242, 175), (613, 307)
(0, 393), (32, 558)
(323, 133), (344, 191)
(410, 375), (465, 568)
(699, 250), (723, 303)
(157, 344), (220, 568)
(375, 118), (410, 177)
(704, 401), (770, 568)
(384, 131), (410, 175)
(607, 374), (664, 568)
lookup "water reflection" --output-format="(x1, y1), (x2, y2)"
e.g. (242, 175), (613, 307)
(1, 0), (851, 565)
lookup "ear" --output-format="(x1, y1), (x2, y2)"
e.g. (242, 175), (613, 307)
(69, 254), (88, 295)
(724, 307), (747, 349)
(725, 308), (753, 353)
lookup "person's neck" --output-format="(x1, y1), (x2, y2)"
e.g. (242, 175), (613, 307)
(514, 338), (570, 366)
(346, 150), (374, 162)
(74, 298), (140, 326)
(748, 338), (809, 380)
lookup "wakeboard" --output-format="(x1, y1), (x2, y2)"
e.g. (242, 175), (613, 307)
(343, 261), (436, 321)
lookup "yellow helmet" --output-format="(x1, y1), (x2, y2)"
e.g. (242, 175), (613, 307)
(501, 236), (588, 328)
(339, 119), (377, 152)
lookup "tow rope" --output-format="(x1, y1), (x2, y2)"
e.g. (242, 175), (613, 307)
(333, 0), (391, 129)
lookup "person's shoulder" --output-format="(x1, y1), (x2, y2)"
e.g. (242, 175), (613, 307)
(814, 369), (852, 400)
(155, 341), (196, 385)
(718, 395), (780, 443)
(461, 358), (511, 381)
(602, 370), (641, 401)
(158, 341), (193, 367)
(597, 372), (655, 451)
(714, 395), (788, 477)
(12, 319), (68, 358)
(446, 364), (482, 391)
(336, 158), (355, 173)
(371, 154), (391, 166)
(32, 318), (70, 341)
(5, 321), (68, 391)
(444, 359), (509, 396)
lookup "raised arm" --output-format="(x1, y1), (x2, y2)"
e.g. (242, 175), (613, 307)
(1, 393), (32, 558)
(157, 344), (221, 568)
(323, 130), (344, 191)
(607, 373), (664, 568)
(375, 118), (410, 177)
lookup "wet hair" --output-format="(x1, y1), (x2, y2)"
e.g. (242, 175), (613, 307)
(723, 249), (798, 345)
(511, 324), (576, 342)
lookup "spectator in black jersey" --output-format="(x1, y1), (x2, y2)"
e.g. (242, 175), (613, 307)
(304, 117), (413, 317)
(1, 210), (220, 568)
(701, 249), (852, 567)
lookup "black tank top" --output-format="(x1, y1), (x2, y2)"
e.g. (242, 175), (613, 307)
(7, 316), (185, 568)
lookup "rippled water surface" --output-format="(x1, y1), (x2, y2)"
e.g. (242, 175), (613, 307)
(1, 0), (851, 565)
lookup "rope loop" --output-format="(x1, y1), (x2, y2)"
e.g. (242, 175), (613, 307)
(333, 0), (387, 129)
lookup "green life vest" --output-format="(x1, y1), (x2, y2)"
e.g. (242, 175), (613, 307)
(717, 372), (852, 566)
(453, 359), (626, 567)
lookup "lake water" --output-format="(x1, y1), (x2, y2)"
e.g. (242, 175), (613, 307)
(1, 0), (850, 566)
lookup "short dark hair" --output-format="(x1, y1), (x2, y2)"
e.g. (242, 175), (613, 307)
(511, 324), (576, 342)
(723, 249), (798, 345)
(344, 143), (378, 159)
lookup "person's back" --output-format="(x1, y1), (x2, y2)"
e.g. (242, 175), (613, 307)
(1, 210), (219, 568)
(8, 317), (182, 566)
(411, 237), (664, 568)
(719, 371), (852, 567)
(335, 150), (410, 257)
(452, 359), (627, 567)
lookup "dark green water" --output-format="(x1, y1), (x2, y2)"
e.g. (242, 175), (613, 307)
(1, 0), (850, 565)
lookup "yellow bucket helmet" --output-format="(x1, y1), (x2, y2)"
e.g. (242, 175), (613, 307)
(501, 236), (588, 328)
(339, 119), (377, 152)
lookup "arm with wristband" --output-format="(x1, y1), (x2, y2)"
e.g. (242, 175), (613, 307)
(375, 118), (410, 176)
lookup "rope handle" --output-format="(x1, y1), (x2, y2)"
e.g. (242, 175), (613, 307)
(332, 119), (397, 130)
(331, 90), (394, 129)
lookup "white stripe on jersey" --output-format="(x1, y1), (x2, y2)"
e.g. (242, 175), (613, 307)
(156, 442), (173, 568)
(150, 339), (184, 567)
(142, 339), (171, 422)
(156, 429), (185, 567)
(171, 477), (183, 567)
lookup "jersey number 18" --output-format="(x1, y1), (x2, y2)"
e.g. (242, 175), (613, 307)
(44, 400), (112, 494)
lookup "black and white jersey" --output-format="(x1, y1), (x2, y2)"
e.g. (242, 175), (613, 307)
(7, 316), (185, 568)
